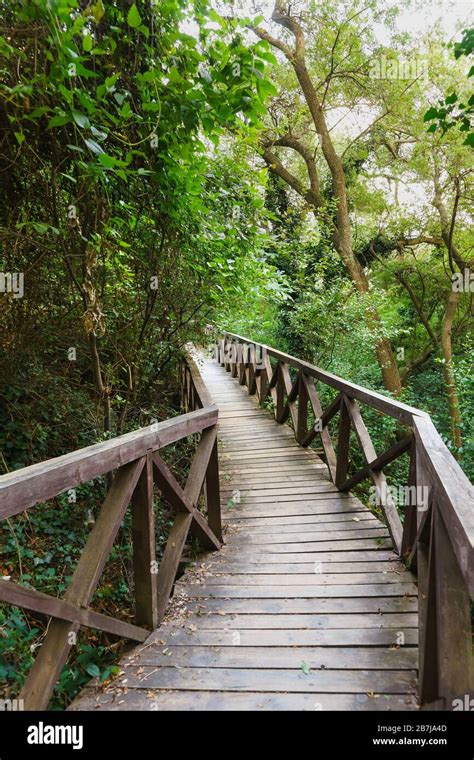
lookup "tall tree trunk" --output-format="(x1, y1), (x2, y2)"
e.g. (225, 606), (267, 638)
(254, 4), (402, 395)
(431, 157), (464, 452)
(441, 289), (462, 453)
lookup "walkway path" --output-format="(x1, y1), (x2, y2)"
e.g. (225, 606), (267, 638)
(70, 355), (418, 710)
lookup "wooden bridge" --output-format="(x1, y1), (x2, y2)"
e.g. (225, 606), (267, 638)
(0, 332), (473, 710)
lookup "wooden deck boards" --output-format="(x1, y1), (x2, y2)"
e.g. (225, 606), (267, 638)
(70, 356), (418, 711)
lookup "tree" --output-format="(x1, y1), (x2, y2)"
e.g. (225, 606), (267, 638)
(250, 0), (403, 394)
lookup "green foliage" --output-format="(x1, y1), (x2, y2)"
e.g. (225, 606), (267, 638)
(424, 28), (474, 147)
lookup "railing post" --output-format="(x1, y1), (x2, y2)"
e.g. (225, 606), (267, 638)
(296, 371), (309, 444)
(247, 344), (256, 394)
(132, 451), (158, 629)
(275, 363), (285, 422)
(401, 441), (418, 566)
(418, 501), (438, 705)
(205, 432), (222, 542)
(224, 337), (231, 372)
(434, 506), (473, 705)
(219, 338), (225, 366)
(335, 395), (351, 488)
(230, 340), (238, 377)
(419, 500), (473, 708)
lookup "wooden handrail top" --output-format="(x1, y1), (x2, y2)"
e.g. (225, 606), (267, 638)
(184, 345), (214, 408)
(222, 331), (428, 424)
(0, 405), (218, 519)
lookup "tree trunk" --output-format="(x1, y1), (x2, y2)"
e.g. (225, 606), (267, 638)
(440, 288), (462, 453)
(255, 10), (402, 395)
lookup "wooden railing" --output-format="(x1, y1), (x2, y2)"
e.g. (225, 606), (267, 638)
(0, 352), (221, 710)
(216, 331), (474, 709)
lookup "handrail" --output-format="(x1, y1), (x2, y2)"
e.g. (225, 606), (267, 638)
(216, 330), (474, 709)
(0, 348), (221, 710)
(0, 406), (217, 520)
(223, 330), (429, 424)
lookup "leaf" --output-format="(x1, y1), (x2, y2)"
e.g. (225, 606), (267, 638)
(300, 661), (311, 675)
(257, 78), (278, 99)
(82, 34), (93, 52)
(423, 107), (438, 122)
(91, 0), (105, 24)
(127, 3), (142, 28)
(98, 153), (117, 168)
(48, 113), (71, 129)
(14, 132), (25, 145)
(85, 663), (100, 678)
(71, 110), (90, 129)
(84, 137), (104, 154)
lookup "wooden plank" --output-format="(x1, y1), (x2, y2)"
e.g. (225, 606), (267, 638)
(177, 612), (417, 629)
(115, 666), (418, 694)
(223, 499), (360, 514)
(223, 464), (327, 476)
(177, 596), (418, 614)
(228, 526), (388, 542)
(225, 512), (374, 527)
(418, 503), (438, 704)
(222, 478), (329, 492)
(217, 550), (399, 565)
(227, 519), (379, 534)
(222, 484), (344, 497)
(180, 582), (417, 599)
(127, 645), (418, 670)
(209, 561), (405, 574)
(152, 625), (418, 647)
(219, 539), (393, 553)
(70, 689), (418, 711)
(202, 572), (412, 586)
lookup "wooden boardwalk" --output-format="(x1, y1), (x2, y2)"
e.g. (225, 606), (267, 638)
(70, 355), (419, 711)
